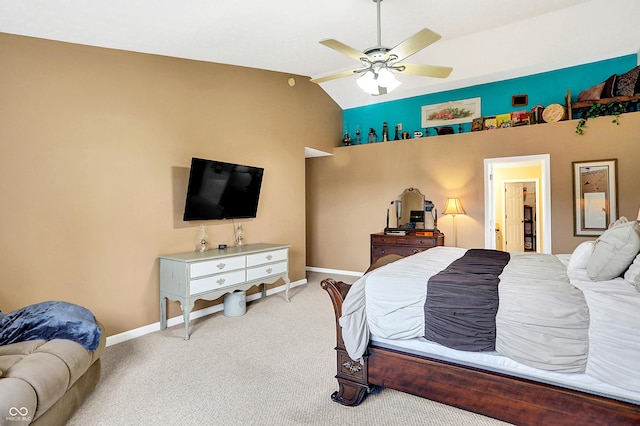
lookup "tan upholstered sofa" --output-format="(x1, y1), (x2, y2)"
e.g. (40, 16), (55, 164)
(0, 321), (105, 425)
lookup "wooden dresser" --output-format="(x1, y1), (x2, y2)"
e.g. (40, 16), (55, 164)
(370, 231), (445, 264)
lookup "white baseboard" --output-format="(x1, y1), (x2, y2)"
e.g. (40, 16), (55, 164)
(105, 278), (307, 347)
(305, 266), (363, 277)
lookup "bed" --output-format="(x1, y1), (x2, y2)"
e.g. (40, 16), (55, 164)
(320, 218), (640, 425)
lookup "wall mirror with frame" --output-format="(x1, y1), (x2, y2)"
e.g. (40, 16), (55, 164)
(385, 188), (437, 232)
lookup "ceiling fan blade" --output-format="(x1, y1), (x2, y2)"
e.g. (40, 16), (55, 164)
(319, 39), (368, 62)
(386, 28), (442, 62)
(310, 69), (360, 84)
(398, 63), (453, 79)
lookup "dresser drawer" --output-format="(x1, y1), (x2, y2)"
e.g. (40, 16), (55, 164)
(189, 270), (246, 295)
(246, 249), (288, 267)
(247, 261), (287, 281)
(402, 237), (437, 247)
(371, 235), (437, 247)
(190, 256), (246, 279)
(372, 246), (427, 259)
(371, 234), (401, 245)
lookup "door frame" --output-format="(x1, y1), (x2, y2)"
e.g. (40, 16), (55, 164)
(484, 154), (552, 253)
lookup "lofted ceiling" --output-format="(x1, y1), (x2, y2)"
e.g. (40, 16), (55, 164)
(1, 0), (638, 110)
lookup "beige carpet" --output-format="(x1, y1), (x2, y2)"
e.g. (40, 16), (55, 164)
(67, 272), (510, 425)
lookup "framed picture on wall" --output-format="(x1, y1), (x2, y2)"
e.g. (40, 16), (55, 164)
(421, 97), (481, 128)
(572, 159), (618, 236)
(471, 117), (484, 131)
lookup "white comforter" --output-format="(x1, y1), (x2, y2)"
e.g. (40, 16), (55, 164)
(339, 247), (640, 394)
(340, 247), (464, 362)
(569, 266), (640, 393)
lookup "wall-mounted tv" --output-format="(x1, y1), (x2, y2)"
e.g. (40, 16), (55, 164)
(183, 158), (264, 221)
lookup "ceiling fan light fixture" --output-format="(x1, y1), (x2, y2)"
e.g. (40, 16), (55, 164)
(311, 0), (451, 92)
(356, 67), (401, 95)
(377, 67), (401, 92)
(356, 70), (380, 95)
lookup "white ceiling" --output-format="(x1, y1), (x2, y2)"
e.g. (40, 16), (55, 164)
(1, 0), (638, 110)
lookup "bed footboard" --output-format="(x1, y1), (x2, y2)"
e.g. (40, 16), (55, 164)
(320, 278), (371, 406)
(320, 268), (640, 425)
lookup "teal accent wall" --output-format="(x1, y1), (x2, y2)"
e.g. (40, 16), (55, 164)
(343, 54), (637, 140)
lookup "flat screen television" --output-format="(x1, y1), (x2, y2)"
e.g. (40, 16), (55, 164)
(183, 158), (264, 221)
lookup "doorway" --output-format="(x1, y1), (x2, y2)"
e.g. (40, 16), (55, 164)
(484, 154), (552, 253)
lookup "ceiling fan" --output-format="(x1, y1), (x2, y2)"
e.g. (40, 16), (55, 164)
(310, 0), (452, 95)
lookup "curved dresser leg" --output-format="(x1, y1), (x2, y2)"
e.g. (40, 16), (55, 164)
(182, 301), (194, 340)
(160, 296), (167, 330)
(284, 277), (291, 302)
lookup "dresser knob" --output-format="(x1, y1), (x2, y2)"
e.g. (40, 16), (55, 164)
(266, 255), (273, 260)
(266, 267), (273, 273)
(217, 278), (226, 285)
(217, 263), (225, 269)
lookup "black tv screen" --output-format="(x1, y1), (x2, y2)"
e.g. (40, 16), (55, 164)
(183, 158), (264, 221)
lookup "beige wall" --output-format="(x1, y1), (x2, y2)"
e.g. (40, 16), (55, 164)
(306, 112), (640, 273)
(0, 34), (341, 336)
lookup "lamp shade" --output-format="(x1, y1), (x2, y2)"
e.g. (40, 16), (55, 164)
(443, 198), (466, 215)
(376, 68), (401, 92)
(356, 71), (378, 94)
(357, 68), (401, 95)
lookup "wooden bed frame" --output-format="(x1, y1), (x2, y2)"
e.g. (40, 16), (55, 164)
(320, 273), (640, 425)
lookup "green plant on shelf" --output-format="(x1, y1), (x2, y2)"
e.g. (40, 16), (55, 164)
(575, 100), (628, 135)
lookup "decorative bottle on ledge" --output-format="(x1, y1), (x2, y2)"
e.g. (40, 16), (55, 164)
(368, 128), (377, 143)
(342, 131), (352, 146)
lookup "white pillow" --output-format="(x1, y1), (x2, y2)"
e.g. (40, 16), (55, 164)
(609, 216), (629, 229)
(568, 241), (595, 270)
(624, 253), (640, 291)
(587, 219), (640, 281)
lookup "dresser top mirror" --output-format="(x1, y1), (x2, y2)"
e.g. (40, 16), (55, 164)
(386, 187), (435, 231)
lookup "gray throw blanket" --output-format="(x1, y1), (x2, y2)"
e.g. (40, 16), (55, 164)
(424, 249), (510, 351)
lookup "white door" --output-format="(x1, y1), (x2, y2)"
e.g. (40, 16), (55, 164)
(504, 182), (524, 252)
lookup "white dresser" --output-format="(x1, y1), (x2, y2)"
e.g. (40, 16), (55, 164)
(160, 243), (290, 339)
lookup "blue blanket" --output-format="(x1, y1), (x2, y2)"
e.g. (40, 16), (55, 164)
(0, 301), (102, 351)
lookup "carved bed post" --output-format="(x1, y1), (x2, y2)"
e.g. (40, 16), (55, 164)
(320, 278), (370, 406)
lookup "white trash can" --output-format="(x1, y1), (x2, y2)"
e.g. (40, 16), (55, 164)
(224, 290), (246, 317)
